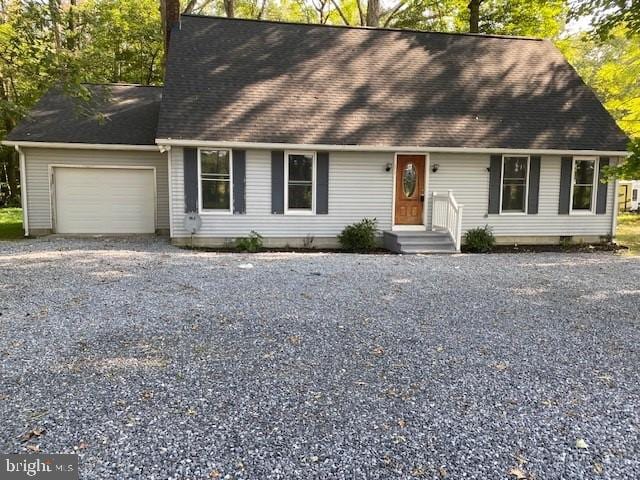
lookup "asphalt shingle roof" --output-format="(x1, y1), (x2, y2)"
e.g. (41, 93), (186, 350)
(157, 15), (628, 151)
(7, 84), (161, 145)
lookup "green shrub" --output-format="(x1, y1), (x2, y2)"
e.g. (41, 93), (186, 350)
(463, 225), (495, 253)
(338, 218), (378, 252)
(235, 231), (263, 252)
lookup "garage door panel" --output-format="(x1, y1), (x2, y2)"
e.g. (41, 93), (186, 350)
(54, 167), (155, 234)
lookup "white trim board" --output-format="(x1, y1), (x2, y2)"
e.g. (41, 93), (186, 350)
(155, 138), (628, 157)
(2, 141), (159, 151)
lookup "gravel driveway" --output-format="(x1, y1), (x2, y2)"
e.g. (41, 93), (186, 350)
(1, 238), (639, 479)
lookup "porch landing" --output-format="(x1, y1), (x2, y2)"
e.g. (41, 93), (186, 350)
(383, 230), (458, 254)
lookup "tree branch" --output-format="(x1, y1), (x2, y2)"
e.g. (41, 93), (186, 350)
(329, 0), (350, 25)
(382, 0), (408, 27)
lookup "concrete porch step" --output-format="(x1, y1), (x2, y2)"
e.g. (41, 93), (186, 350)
(383, 230), (458, 254)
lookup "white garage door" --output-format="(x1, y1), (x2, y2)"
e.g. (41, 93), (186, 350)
(54, 167), (155, 234)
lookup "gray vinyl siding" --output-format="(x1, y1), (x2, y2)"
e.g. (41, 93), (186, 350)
(23, 148), (169, 231)
(168, 149), (616, 239)
(426, 153), (615, 236)
(170, 148), (393, 237)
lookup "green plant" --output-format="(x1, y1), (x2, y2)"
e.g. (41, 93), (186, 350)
(338, 218), (378, 252)
(235, 231), (263, 253)
(463, 225), (496, 253)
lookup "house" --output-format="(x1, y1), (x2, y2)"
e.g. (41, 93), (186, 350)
(618, 180), (640, 212)
(3, 2), (629, 253)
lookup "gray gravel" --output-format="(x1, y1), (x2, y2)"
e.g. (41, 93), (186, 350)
(1, 237), (639, 479)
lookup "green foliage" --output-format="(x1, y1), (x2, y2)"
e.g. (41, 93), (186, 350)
(570, 0), (640, 38)
(338, 218), (378, 252)
(463, 225), (496, 253)
(558, 27), (640, 138)
(235, 230), (263, 252)
(602, 139), (640, 180)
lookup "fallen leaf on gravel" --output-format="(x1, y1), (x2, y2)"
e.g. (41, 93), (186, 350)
(436, 345), (444, 353)
(593, 462), (604, 474)
(410, 465), (426, 477)
(209, 469), (222, 479)
(186, 407), (197, 416)
(398, 419), (406, 428)
(309, 455), (319, 463)
(141, 390), (154, 400)
(576, 438), (589, 449)
(382, 455), (393, 467)
(438, 466), (448, 478)
(19, 427), (45, 442)
(372, 346), (385, 357)
(77, 441), (89, 450)
(495, 361), (509, 371)
(288, 335), (301, 346)
(508, 467), (527, 479)
(25, 444), (40, 453)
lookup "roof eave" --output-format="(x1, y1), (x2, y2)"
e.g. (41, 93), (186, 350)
(154, 138), (630, 157)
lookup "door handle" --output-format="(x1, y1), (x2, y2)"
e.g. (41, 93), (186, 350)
(420, 194), (425, 202)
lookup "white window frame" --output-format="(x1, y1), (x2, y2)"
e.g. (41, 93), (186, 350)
(198, 148), (233, 215)
(570, 156), (599, 215)
(284, 150), (316, 215)
(499, 154), (530, 215)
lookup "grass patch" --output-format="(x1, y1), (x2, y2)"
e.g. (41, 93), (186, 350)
(617, 213), (640, 255)
(0, 208), (24, 240)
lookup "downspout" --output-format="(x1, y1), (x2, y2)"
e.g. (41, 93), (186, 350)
(159, 144), (173, 238)
(611, 158), (620, 240)
(14, 145), (29, 237)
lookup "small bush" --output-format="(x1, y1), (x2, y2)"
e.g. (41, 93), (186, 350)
(463, 225), (495, 253)
(235, 231), (263, 252)
(338, 218), (378, 252)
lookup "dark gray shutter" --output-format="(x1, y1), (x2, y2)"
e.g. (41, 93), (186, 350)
(271, 150), (285, 214)
(316, 152), (329, 215)
(527, 155), (541, 214)
(596, 157), (609, 214)
(232, 149), (246, 214)
(488, 154), (502, 214)
(559, 156), (573, 214)
(184, 147), (198, 213)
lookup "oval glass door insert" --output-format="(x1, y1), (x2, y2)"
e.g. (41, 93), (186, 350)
(402, 163), (417, 198)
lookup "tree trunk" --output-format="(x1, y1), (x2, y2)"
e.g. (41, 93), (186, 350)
(468, 0), (482, 33)
(0, 79), (18, 206)
(66, 0), (77, 50)
(224, 0), (235, 18)
(366, 0), (380, 26)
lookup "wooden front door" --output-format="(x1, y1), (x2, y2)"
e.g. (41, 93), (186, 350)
(394, 155), (425, 225)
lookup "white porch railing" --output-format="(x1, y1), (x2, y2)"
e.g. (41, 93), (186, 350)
(432, 190), (464, 252)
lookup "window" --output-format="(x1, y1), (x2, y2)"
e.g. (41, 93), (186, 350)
(199, 149), (232, 212)
(571, 157), (597, 212)
(286, 152), (315, 213)
(633, 189), (638, 201)
(501, 155), (529, 213)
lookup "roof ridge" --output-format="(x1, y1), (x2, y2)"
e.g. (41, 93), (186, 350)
(179, 14), (544, 42)
(81, 82), (164, 88)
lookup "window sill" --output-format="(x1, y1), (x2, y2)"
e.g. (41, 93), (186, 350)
(569, 210), (596, 215)
(199, 210), (234, 215)
(284, 210), (315, 216)
(499, 211), (528, 215)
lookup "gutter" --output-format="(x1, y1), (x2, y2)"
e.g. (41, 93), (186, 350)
(14, 145), (29, 237)
(1, 141), (159, 151)
(154, 138), (629, 157)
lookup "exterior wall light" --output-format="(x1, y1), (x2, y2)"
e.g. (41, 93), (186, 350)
(432, 163), (440, 173)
